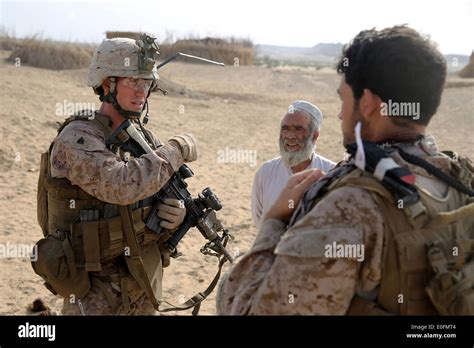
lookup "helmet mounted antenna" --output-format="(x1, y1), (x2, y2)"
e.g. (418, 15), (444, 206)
(142, 45), (225, 124)
(88, 33), (224, 123)
(156, 52), (225, 70)
(151, 52), (225, 96)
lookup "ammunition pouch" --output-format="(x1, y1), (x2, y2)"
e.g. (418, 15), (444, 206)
(425, 239), (474, 315)
(31, 231), (90, 299)
(33, 202), (163, 301)
(69, 206), (158, 271)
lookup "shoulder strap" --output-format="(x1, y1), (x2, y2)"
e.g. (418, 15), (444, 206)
(55, 111), (114, 140)
(119, 205), (161, 310)
(331, 169), (429, 229)
(157, 256), (228, 316)
(397, 148), (474, 197)
(90, 112), (114, 140)
(119, 204), (226, 316)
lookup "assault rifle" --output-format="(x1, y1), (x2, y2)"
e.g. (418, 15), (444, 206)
(108, 120), (233, 263)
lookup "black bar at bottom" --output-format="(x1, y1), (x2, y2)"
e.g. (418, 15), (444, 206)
(0, 315), (473, 346)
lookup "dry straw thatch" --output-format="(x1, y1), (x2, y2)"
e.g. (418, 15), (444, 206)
(106, 31), (254, 65)
(6, 35), (95, 70)
(0, 28), (22, 51)
(160, 37), (254, 65)
(1, 30), (254, 70)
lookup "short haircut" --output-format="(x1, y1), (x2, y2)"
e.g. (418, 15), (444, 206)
(336, 25), (447, 126)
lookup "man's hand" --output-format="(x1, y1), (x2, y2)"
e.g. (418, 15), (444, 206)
(264, 168), (324, 224)
(168, 133), (198, 162)
(157, 198), (186, 230)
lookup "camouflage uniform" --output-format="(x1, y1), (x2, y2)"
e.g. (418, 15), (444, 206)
(61, 264), (157, 315)
(217, 188), (383, 315)
(33, 35), (197, 315)
(51, 119), (183, 315)
(50, 120), (182, 205)
(216, 137), (461, 315)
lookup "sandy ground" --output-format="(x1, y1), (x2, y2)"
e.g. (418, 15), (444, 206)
(0, 50), (472, 315)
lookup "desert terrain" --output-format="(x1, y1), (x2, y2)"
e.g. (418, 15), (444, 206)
(0, 50), (472, 315)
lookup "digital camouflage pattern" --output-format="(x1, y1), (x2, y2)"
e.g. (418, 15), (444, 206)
(50, 120), (183, 205)
(217, 186), (385, 315)
(87, 36), (159, 90)
(216, 139), (460, 315)
(62, 264), (157, 315)
(50, 120), (184, 315)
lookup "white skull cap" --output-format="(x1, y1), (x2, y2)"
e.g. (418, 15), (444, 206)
(287, 100), (323, 131)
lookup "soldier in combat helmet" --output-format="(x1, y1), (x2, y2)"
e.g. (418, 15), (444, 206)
(33, 34), (198, 315)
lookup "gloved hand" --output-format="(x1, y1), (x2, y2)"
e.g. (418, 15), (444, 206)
(168, 133), (198, 162)
(157, 198), (186, 230)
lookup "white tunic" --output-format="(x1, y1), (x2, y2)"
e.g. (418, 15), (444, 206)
(251, 153), (336, 229)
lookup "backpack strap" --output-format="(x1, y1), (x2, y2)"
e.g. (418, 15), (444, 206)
(396, 148), (474, 197)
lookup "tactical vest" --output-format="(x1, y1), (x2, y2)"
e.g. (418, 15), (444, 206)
(34, 112), (165, 308)
(301, 150), (474, 315)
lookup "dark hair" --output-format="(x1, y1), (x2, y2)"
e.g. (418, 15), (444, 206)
(336, 25), (447, 126)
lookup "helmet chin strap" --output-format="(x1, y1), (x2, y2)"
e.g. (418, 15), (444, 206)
(102, 77), (143, 120)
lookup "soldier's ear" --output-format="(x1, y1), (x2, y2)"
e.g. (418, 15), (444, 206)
(360, 88), (382, 120)
(102, 78), (111, 95)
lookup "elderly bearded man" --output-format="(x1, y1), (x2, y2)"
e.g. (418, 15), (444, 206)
(251, 100), (335, 229)
(217, 26), (474, 316)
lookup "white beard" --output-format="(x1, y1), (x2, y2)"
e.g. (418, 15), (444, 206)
(279, 136), (315, 168)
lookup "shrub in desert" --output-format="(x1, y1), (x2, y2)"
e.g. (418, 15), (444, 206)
(0, 27), (22, 51)
(106, 32), (254, 65)
(159, 37), (254, 66)
(7, 36), (95, 70)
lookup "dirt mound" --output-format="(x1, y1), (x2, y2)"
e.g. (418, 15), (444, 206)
(459, 51), (474, 78)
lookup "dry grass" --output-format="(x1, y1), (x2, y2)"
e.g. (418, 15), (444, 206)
(6, 36), (95, 70)
(1, 30), (254, 70)
(1, 29), (96, 70)
(159, 37), (254, 65)
(0, 30), (22, 51)
(107, 30), (256, 66)
(1, 27), (95, 70)
(99, 31), (255, 65)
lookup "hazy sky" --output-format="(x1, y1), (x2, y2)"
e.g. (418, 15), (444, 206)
(1, 0), (473, 55)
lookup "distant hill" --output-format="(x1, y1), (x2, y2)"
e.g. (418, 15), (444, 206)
(256, 43), (470, 71)
(311, 43), (344, 56)
(458, 52), (474, 78)
(255, 43), (343, 67)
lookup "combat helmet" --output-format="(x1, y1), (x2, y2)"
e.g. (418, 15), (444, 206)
(87, 33), (160, 119)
